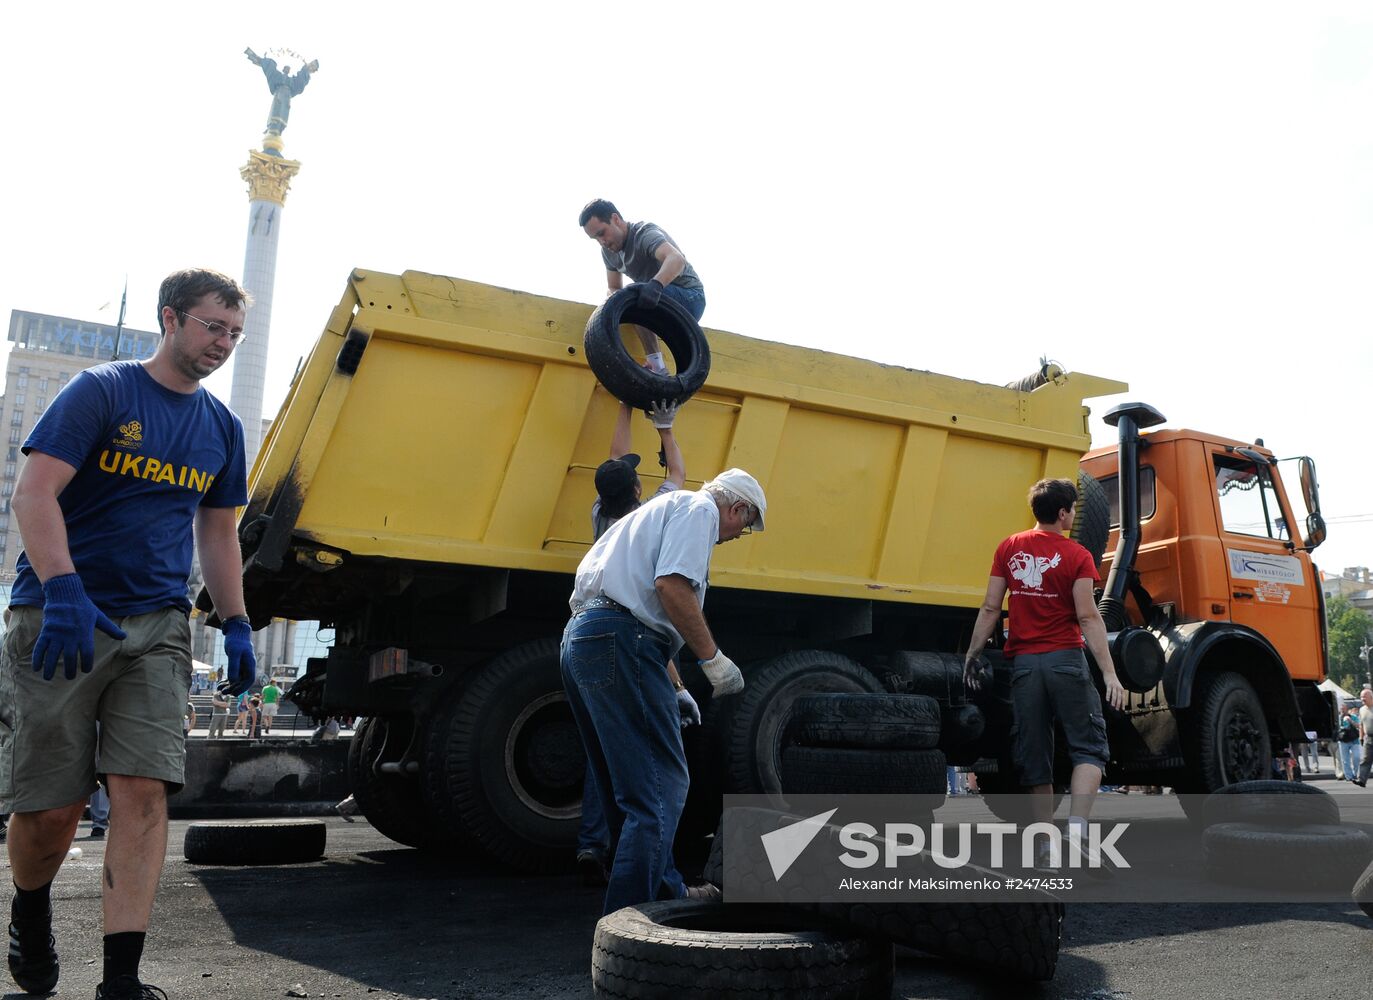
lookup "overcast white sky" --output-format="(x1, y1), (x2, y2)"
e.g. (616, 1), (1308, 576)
(2, 2), (1370, 574)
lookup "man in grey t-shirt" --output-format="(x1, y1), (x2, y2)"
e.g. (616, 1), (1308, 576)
(579, 198), (706, 374)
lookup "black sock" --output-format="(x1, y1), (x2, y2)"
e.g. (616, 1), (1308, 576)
(11, 881), (52, 923)
(102, 931), (145, 986)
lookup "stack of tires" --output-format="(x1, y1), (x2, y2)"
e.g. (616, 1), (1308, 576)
(1199, 780), (1373, 896)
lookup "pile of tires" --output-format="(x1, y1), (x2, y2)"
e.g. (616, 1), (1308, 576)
(780, 691), (947, 801)
(1199, 780), (1373, 891)
(697, 806), (1065, 985)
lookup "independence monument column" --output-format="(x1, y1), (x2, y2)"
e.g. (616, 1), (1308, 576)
(234, 47), (319, 467)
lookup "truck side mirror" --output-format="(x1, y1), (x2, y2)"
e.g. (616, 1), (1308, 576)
(1299, 457), (1325, 550)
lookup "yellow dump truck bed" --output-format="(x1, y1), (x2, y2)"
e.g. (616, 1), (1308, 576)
(242, 269), (1125, 613)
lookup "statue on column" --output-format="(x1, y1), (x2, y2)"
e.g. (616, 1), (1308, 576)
(245, 48), (319, 143)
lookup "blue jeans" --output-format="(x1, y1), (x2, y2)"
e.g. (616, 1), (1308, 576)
(660, 283), (706, 322)
(1338, 740), (1361, 779)
(561, 609), (687, 914)
(578, 763), (610, 854)
(89, 785), (109, 830)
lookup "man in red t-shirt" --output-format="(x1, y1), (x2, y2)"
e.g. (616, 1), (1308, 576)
(963, 478), (1125, 860)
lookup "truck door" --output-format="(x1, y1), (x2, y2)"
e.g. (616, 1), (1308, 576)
(1210, 450), (1323, 679)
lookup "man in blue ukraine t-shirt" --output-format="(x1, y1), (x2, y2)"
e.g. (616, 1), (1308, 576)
(1, 268), (258, 1000)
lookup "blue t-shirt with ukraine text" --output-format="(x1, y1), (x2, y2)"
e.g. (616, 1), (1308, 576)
(11, 361), (247, 616)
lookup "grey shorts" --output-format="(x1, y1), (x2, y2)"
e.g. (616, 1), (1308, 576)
(1009, 648), (1110, 787)
(0, 605), (193, 813)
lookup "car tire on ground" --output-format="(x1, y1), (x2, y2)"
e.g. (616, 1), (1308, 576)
(592, 899), (893, 1000)
(583, 284), (711, 409)
(1202, 823), (1373, 888)
(1352, 856), (1373, 920)
(726, 650), (884, 796)
(1200, 779), (1340, 829)
(789, 693), (942, 750)
(184, 819), (326, 866)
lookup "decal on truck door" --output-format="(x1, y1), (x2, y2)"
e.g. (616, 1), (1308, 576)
(1227, 549), (1304, 585)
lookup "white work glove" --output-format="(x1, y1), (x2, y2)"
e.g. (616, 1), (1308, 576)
(677, 688), (701, 727)
(700, 650), (744, 696)
(647, 399), (679, 429)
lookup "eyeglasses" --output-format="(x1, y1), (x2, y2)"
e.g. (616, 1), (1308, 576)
(738, 502), (759, 535)
(180, 311), (246, 345)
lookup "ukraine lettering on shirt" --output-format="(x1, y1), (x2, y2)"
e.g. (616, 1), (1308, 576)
(96, 449), (217, 493)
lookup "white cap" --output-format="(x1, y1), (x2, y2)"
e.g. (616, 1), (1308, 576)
(705, 468), (767, 531)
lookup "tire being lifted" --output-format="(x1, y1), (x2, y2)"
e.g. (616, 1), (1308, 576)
(592, 899), (894, 1000)
(583, 284), (711, 409)
(184, 819), (326, 866)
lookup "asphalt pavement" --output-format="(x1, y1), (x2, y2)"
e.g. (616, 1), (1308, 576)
(3, 778), (1371, 998)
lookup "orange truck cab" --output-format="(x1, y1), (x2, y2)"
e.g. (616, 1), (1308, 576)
(1076, 402), (1330, 794)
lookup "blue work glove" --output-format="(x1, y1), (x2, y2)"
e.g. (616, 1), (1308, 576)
(638, 279), (664, 309)
(222, 617), (257, 696)
(33, 573), (126, 681)
(677, 688), (701, 728)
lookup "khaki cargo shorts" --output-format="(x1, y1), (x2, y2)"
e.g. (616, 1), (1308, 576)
(0, 605), (193, 813)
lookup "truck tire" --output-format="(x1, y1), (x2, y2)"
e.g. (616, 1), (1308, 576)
(424, 638), (584, 872)
(1201, 780), (1340, 829)
(583, 284), (711, 409)
(184, 820), (326, 866)
(1187, 672), (1272, 791)
(780, 745), (948, 797)
(1203, 823), (1373, 888)
(973, 765), (1064, 825)
(1070, 470), (1110, 568)
(1352, 857), (1373, 920)
(726, 651), (884, 795)
(592, 899), (894, 1000)
(348, 716), (453, 851)
(789, 693), (942, 750)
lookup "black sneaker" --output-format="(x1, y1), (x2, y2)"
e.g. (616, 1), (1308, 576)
(96, 975), (168, 999)
(8, 906), (59, 995)
(575, 848), (609, 887)
(90, 826), (107, 840)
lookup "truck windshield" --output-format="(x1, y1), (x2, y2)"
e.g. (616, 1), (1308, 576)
(1214, 454), (1289, 541)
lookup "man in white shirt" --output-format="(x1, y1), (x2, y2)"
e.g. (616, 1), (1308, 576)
(562, 469), (765, 914)
(1355, 688), (1373, 787)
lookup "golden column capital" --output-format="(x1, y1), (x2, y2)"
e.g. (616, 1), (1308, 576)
(240, 149), (302, 205)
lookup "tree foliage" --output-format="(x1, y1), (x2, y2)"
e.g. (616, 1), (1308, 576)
(1326, 595), (1373, 685)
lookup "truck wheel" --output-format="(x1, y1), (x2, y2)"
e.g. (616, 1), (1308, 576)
(1352, 857), (1373, 920)
(973, 766), (1064, 824)
(592, 899), (894, 1000)
(790, 693), (942, 750)
(425, 638), (583, 872)
(184, 820), (326, 865)
(1070, 470), (1110, 568)
(1201, 779), (1340, 828)
(583, 284), (711, 409)
(1188, 672), (1272, 791)
(348, 716), (453, 851)
(726, 651), (883, 795)
(1203, 823), (1373, 888)
(780, 745), (948, 797)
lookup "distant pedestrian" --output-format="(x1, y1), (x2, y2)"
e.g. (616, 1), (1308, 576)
(1336, 704), (1361, 780)
(1355, 689), (1373, 787)
(234, 693), (250, 735)
(88, 786), (108, 840)
(183, 700), (197, 741)
(1296, 732), (1319, 774)
(260, 679), (281, 735)
(207, 686), (232, 739)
